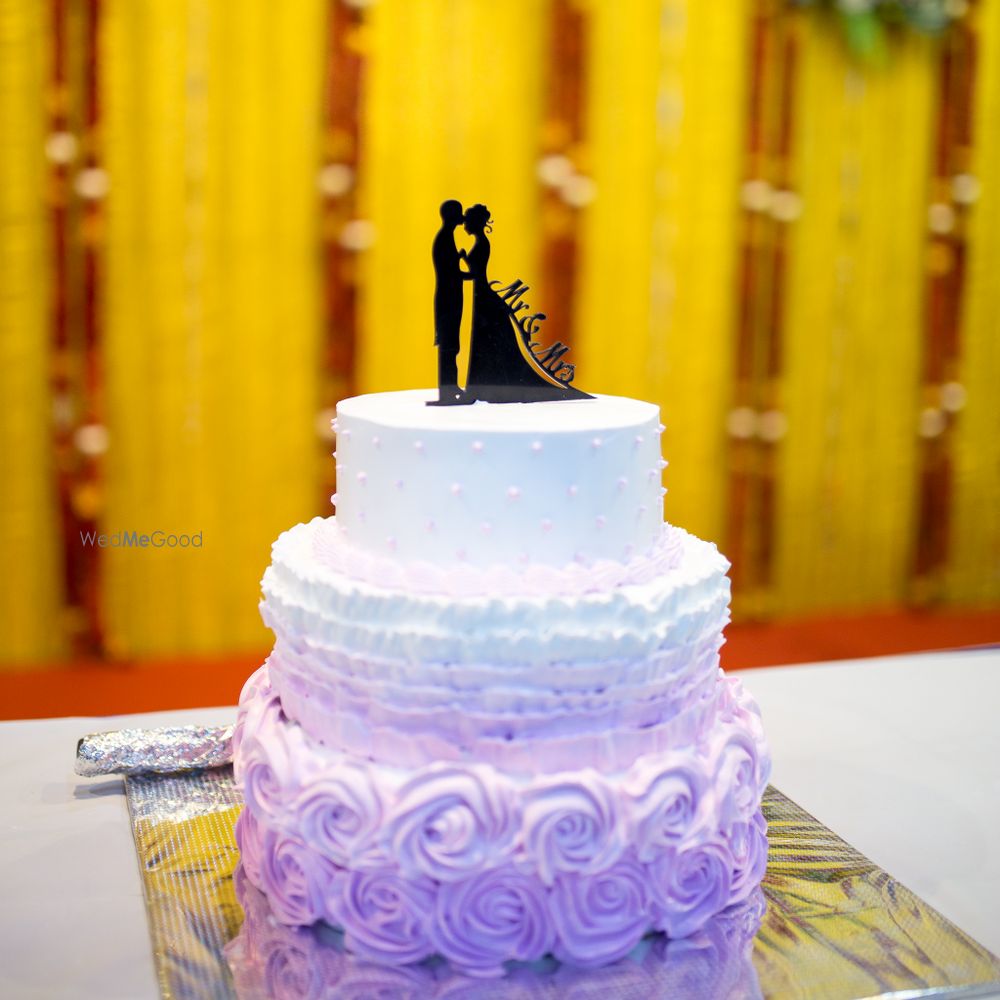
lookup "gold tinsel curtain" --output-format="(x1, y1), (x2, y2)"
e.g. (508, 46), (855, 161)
(1, 0), (998, 665)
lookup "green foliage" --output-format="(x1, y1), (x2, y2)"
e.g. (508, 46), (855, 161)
(793, 0), (958, 62)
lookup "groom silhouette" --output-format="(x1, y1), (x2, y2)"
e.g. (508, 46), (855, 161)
(428, 199), (472, 406)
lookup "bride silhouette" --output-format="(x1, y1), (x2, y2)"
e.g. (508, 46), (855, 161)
(461, 204), (592, 403)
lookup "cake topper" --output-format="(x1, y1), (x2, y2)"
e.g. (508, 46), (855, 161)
(429, 200), (593, 405)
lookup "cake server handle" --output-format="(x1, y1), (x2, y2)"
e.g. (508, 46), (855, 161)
(74, 724), (234, 776)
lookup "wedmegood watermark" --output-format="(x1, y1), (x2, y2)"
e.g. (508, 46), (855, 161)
(80, 530), (203, 549)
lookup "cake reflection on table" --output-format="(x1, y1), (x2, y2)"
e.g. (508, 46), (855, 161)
(225, 864), (765, 999)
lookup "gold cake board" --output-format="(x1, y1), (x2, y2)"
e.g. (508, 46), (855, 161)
(123, 769), (1000, 1000)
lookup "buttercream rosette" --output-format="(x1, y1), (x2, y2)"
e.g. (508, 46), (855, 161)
(333, 868), (437, 965)
(432, 865), (555, 975)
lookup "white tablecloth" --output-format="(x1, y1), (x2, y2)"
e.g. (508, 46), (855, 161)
(1, 648), (997, 999)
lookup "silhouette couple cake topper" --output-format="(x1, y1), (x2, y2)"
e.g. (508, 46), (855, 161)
(430, 199), (593, 405)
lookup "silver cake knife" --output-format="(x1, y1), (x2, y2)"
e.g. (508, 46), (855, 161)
(74, 724), (234, 776)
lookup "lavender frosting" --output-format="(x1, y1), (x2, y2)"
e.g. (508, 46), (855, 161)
(387, 766), (520, 883)
(294, 765), (383, 867)
(549, 856), (652, 967)
(227, 863), (767, 999)
(522, 775), (625, 886)
(234, 666), (770, 974)
(335, 869), (438, 965)
(432, 866), (555, 973)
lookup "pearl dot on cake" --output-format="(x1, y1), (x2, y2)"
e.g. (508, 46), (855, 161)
(450, 483), (463, 496)
(595, 515), (607, 529)
(356, 471), (367, 485)
(531, 441), (543, 453)
(372, 435), (381, 449)
(617, 477), (628, 491)
(506, 486), (521, 501)
(414, 440), (425, 453)
(330, 493), (338, 505)
(394, 478), (405, 490)
(567, 484), (578, 497)
(386, 536), (397, 551)
(591, 437), (603, 450)
(541, 518), (553, 533)
(472, 440), (484, 454)
(481, 521), (493, 535)
(425, 519), (436, 533)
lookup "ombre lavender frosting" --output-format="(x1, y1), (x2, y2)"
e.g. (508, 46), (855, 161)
(233, 390), (771, 974)
(233, 665), (769, 977)
(257, 515), (733, 774)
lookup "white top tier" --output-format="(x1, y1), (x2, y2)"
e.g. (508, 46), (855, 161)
(333, 389), (665, 569)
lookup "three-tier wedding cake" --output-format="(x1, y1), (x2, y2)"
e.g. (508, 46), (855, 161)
(233, 388), (770, 976)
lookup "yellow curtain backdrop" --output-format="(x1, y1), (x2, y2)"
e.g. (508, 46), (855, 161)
(950, 1), (1000, 606)
(3, 1), (1000, 665)
(773, 23), (934, 614)
(574, 0), (662, 405)
(359, 0), (546, 395)
(0, 0), (65, 663)
(101, 0), (325, 657)
(574, 0), (750, 545)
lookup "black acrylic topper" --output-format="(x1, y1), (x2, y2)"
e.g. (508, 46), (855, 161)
(429, 200), (593, 405)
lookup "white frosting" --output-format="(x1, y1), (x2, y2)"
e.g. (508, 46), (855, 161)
(333, 390), (664, 568)
(262, 517), (728, 669)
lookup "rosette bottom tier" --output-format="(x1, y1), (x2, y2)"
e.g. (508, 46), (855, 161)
(233, 664), (770, 977)
(227, 863), (766, 999)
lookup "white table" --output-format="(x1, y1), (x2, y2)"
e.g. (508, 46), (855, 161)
(1, 649), (997, 999)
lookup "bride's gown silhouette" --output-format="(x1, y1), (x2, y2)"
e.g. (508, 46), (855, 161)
(463, 233), (591, 403)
